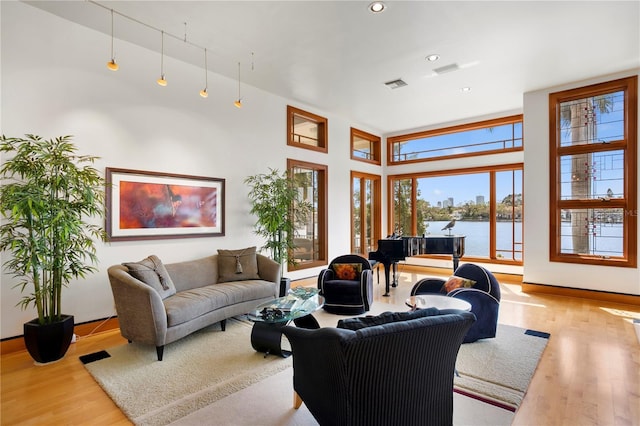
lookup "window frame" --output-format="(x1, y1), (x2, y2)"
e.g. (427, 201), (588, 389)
(287, 105), (328, 153)
(549, 76), (637, 267)
(287, 158), (328, 271)
(351, 171), (382, 255)
(387, 114), (523, 165)
(387, 163), (524, 266)
(350, 128), (381, 165)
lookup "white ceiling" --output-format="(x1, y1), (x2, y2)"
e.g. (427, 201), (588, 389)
(25, 1), (640, 134)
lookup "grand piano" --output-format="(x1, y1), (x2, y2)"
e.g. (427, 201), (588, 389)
(368, 235), (466, 296)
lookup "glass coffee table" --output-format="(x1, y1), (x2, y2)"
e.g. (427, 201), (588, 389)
(247, 289), (324, 358)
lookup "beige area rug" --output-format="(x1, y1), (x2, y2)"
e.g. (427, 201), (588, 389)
(83, 304), (546, 425)
(82, 318), (292, 426)
(453, 324), (550, 411)
(171, 364), (514, 426)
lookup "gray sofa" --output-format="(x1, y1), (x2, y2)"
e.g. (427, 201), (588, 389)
(108, 247), (280, 360)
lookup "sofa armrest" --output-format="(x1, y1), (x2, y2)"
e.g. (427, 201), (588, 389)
(256, 254), (281, 285)
(410, 277), (447, 295)
(317, 268), (334, 293)
(361, 269), (374, 310)
(282, 326), (352, 410)
(107, 265), (168, 347)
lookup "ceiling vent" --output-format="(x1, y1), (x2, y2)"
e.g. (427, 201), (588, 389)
(384, 78), (408, 89)
(433, 63), (460, 75)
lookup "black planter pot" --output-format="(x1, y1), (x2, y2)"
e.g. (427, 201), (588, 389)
(23, 314), (74, 363)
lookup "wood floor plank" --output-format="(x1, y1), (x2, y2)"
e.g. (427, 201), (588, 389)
(1, 271), (639, 425)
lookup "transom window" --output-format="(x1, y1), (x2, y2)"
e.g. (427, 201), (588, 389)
(549, 76), (637, 267)
(388, 115), (522, 164)
(351, 128), (381, 165)
(287, 106), (328, 153)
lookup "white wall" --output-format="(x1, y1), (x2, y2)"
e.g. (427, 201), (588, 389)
(523, 70), (640, 295)
(0, 2), (381, 338)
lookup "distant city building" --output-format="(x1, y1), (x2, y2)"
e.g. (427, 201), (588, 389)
(476, 195), (485, 205)
(442, 197), (454, 208)
(437, 201), (442, 208)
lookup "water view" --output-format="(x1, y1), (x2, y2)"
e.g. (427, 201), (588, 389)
(424, 221), (522, 260)
(423, 220), (623, 259)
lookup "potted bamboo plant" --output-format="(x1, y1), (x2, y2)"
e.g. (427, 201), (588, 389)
(245, 168), (311, 296)
(0, 134), (105, 363)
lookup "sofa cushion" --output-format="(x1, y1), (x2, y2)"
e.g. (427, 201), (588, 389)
(218, 247), (261, 283)
(165, 255), (218, 292)
(123, 255), (177, 299)
(337, 307), (440, 330)
(164, 280), (276, 326)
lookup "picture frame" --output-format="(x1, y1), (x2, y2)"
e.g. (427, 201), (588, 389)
(106, 168), (225, 241)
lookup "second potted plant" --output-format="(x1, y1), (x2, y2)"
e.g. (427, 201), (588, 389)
(245, 168), (311, 296)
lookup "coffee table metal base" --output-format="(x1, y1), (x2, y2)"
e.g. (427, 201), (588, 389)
(251, 322), (290, 358)
(250, 315), (321, 358)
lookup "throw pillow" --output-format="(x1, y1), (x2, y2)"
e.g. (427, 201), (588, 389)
(123, 255), (177, 299)
(332, 263), (362, 280)
(218, 246), (260, 282)
(337, 308), (440, 330)
(442, 276), (476, 293)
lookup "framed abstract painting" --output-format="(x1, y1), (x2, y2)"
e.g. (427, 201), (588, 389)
(106, 168), (225, 241)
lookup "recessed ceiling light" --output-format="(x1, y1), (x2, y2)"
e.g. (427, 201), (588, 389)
(368, 2), (386, 13)
(426, 54), (440, 62)
(461, 87), (472, 92)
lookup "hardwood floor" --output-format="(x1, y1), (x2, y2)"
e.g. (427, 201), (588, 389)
(1, 270), (638, 425)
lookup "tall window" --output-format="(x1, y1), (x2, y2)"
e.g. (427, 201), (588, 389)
(287, 106), (328, 153)
(351, 128), (381, 165)
(549, 76), (637, 267)
(287, 159), (328, 270)
(388, 115), (522, 165)
(391, 177), (414, 236)
(351, 171), (381, 255)
(389, 165), (524, 264)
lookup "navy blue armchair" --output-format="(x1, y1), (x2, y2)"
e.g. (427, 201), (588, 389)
(411, 263), (501, 343)
(282, 308), (476, 426)
(317, 254), (373, 315)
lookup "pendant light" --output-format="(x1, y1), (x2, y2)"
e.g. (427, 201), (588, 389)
(200, 48), (208, 98)
(234, 62), (242, 108)
(157, 30), (167, 86)
(106, 9), (119, 71)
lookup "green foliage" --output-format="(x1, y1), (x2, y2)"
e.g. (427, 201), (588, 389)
(0, 135), (105, 325)
(244, 168), (311, 272)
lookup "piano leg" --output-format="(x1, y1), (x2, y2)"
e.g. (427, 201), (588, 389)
(392, 262), (398, 288)
(382, 262), (391, 297)
(452, 254), (460, 272)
